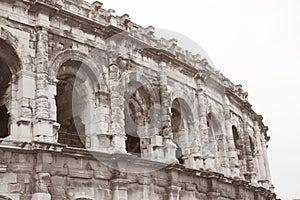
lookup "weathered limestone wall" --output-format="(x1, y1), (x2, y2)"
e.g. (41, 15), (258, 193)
(0, 146), (276, 200)
(0, 0), (277, 199)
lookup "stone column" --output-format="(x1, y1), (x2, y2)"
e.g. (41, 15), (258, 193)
(109, 64), (126, 153)
(159, 66), (177, 163)
(9, 70), (35, 141)
(167, 186), (181, 200)
(32, 173), (51, 200)
(111, 179), (130, 200)
(217, 132), (231, 177)
(94, 89), (111, 152)
(80, 97), (94, 149)
(207, 192), (220, 200)
(194, 73), (209, 170)
(183, 120), (202, 169)
(207, 179), (221, 200)
(5, 74), (18, 139)
(224, 96), (240, 178)
(254, 122), (267, 183)
(261, 133), (272, 187)
(48, 77), (59, 140)
(33, 26), (57, 143)
(241, 113), (255, 183)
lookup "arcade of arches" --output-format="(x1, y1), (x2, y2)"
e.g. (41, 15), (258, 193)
(0, 0), (276, 199)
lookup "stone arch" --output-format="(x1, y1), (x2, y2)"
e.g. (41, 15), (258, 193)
(170, 89), (198, 123)
(122, 71), (157, 156)
(206, 110), (222, 155)
(0, 27), (22, 72)
(49, 49), (107, 91)
(54, 54), (100, 148)
(232, 125), (242, 160)
(170, 97), (194, 164)
(122, 70), (159, 103)
(0, 34), (21, 139)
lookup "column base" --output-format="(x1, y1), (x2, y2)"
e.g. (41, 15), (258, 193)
(33, 120), (59, 143)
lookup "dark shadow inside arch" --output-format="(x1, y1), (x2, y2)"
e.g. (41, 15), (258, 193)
(0, 105), (9, 138)
(171, 98), (193, 165)
(0, 39), (20, 139)
(232, 125), (243, 160)
(56, 60), (98, 148)
(124, 82), (154, 156)
(125, 101), (141, 155)
(207, 112), (221, 153)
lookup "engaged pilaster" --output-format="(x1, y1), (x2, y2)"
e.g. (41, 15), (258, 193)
(33, 26), (58, 143)
(111, 179), (130, 200)
(195, 72), (210, 170)
(109, 64), (126, 153)
(159, 66), (177, 163)
(224, 96), (240, 178)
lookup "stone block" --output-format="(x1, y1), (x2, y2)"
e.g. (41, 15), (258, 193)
(0, 173), (18, 184)
(9, 183), (23, 193)
(32, 193), (51, 200)
(50, 167), (68, 176)
(68, 169), (93, 179)
(0, 183), (8, 192)
(9, 163), (33, 173)
(151, 135), (163, 147)
(35, 163), (52, 173)
(33, 122), (54, 139)
(94, 170), (112, 180)
(48, 185), (66, 196)
(37, 153), (53, 164)
(50, 176), (65, 186)
(17, 174), (31, 184)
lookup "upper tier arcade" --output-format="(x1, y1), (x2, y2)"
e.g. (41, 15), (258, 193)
(0, 0), (277, 200)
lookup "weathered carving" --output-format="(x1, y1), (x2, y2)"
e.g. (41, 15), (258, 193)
(0, 0), (277, 199)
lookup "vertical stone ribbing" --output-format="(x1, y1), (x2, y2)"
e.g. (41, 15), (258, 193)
(254, 121), (267, 182)
(195, 73), (211, 170)
(224, 96), (240, 178)
(261, 134), (272, 188)
(111, 179), (130, 200)
(167, 186), (181, 200)
(109, 64), (126, 153)
(35, 27), (49, 120)
(241, 113), (255, 183)
(33, 26), (57, 143)
(159, 63), (177, 163)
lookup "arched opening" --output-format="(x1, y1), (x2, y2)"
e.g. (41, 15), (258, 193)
(171, 98), (193, 164)
(0, 39), (20, 139)
(0, 106), (9, 138)
(249, 136), (255, 157)
(125, 101), (141, 155)
(232, 125), (242, 160)
(56, 60), (96, 148)
(124, 83), (153, 156)
(207, 112), (221, 154)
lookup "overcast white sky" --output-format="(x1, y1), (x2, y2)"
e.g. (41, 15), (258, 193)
(87, 0), (300, 199)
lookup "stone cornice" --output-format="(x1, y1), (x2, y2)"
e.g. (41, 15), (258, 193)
(226, 89), (269, 140)
(13, 0), (253, 103)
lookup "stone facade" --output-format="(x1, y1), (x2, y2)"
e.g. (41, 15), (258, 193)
(0, 0), (277, 199)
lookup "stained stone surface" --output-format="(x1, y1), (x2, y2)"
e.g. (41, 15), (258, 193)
(0, 0), (277, 199)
